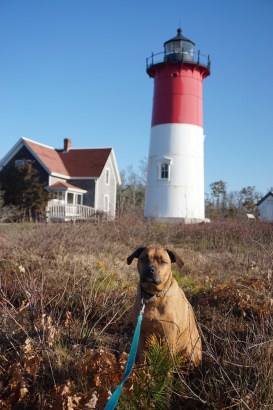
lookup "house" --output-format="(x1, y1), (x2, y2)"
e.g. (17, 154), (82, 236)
(0, 137), (121, 221)
(257, 191), (273, 222)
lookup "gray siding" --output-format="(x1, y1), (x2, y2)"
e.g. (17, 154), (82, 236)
(50, 176), (96, 207)
(69, 179), (96, 207)
(96, 156), (117, 218)
(258, 197), (273, 221)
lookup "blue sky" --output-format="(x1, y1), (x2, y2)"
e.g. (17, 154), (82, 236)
(1, 0), (273, 196)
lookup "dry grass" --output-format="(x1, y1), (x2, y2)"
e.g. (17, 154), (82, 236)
(0, 215), (272, 409)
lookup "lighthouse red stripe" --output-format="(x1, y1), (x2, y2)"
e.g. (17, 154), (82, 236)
(149, 64), (207, 127)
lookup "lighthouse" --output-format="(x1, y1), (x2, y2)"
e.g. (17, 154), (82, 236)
(144, 28), (210, 223)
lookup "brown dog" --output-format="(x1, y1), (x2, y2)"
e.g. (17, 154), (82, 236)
(127, 246), (202, 366)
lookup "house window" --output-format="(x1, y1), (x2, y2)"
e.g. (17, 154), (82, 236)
(52, 192), (65, 201)
(67, 192), (74, 204)
(76, 194), (82, 205)
(105, 168), (110, 185)
(15, 159), (32, 169)
(104, 194), (109, 212)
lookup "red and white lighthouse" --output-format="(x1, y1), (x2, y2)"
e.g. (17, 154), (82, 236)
(144, 28), (210, 223)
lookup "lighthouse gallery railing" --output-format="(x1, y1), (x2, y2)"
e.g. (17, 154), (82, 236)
(146, 50), (211, 71)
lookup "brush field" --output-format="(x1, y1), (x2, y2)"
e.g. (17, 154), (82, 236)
(0, 215), (272, 409)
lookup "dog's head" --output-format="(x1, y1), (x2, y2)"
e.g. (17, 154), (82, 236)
(127, 246), (184, 288)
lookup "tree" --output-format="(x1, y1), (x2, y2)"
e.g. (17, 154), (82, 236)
(0, 163), (49, 221)
(0, 189), (21, 222)
(210, 180), (227, 206)
(116, 159), (147, 215)
(238, 186), (261, 215)
(207, 180), (228, 219)
(206, 180), (262, 220)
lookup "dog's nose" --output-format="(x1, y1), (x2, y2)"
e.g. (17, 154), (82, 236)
(147, 265), (156, 274)
(143, 265), (161, 285)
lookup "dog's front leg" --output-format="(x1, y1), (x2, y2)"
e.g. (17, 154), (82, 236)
(160, 321), (180, 354)
(136, 335), (146, 364)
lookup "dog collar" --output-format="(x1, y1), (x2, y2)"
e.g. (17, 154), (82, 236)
(140, 278), (172, 304)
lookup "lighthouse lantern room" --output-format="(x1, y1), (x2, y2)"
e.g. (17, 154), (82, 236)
(144, 28), (210, 223)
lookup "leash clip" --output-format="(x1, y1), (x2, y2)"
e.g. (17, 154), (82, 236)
(140, 298), (146, 315)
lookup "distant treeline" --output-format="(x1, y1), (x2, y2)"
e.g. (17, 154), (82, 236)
(117, 161), (262, 220)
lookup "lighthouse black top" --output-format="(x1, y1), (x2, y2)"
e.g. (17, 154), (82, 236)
(164, 28), (195, 63)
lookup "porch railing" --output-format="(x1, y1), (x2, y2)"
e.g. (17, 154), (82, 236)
(46, 204), (97, 222)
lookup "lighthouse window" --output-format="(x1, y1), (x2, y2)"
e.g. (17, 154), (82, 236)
(161, 163), (169, 179)
(157, 158), (172, 181)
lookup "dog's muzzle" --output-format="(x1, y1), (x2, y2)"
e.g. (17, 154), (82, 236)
(142, 265), (161, 285)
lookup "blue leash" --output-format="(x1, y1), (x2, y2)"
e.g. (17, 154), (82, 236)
(104, 300), (145, 410)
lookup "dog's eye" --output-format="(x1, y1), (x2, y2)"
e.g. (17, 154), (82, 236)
(140, 257), (148, 262)
(160, 260), (166, 265)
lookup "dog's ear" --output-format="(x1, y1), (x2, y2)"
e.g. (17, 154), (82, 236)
(166, 249), (184, 268)
(127, 247), (146, 265)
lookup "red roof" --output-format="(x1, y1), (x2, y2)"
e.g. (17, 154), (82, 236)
(24, 139), (112, 178)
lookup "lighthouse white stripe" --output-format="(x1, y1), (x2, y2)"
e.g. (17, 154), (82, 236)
(144, 123), (205, 221)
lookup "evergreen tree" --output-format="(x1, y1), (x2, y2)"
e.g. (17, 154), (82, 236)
(0, 163), (49, 221)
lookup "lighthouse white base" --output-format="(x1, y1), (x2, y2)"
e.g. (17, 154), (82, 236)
(144, 123), (205, 223)
(144, 216), (207, 224)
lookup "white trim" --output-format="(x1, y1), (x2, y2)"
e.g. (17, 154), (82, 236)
(50, 172), (98, 180)
(50, 172), (71, 179)
(104, 194), (109, 212)
(94, 179), (98, 210)
(112, 177), (117, 218)
(0, 138), (25, 169)
(22, 136), (55, 150)
(8, 137), (53, 175)
(46, 186), (87, 194)
(0, 137), (49, 171)
(109, 149), (121, 185)
(105, 168), (110, 185)
(61, 147), (112, 150)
